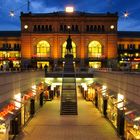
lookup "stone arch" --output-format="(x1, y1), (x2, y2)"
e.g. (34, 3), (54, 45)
(36, 40), (50, 57)
(88, 41), (102, 58)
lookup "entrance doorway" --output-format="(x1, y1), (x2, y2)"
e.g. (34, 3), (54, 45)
(89, 62), (101, 68)
(37, 61), (49, 69)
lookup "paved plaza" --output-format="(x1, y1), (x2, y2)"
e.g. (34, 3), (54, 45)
(15, 89), (120, 140)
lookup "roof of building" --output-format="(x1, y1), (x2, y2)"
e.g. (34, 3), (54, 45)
(20, 11), (118, 18)
(0, 31), (21, 37)
(118, 31), (140, 38)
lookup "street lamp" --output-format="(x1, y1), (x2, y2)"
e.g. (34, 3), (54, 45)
(10, 11), (15, 17)
(9, 0), (30, 17)
(123, 11), (129, 18)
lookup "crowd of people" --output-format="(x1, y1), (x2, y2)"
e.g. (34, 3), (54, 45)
(0, 61), (20, 71)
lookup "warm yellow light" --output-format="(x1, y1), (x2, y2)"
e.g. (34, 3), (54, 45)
(102, 85), (107, 90)
(51, 84), (56, 90)
(0, 124), (6, 134)
(117, 93), (124, 109)
(135, 53), (139, 57)
(124, 53), (127, 56)
(134, 117), (140, 122)
(14, 93), (21, 110)
(110, 25), (114, 29)
(65, 6), (74, 13)
(81, 83), (87, 91)
(32, 85), (36, 90)
(24, 25), (28, 29)
(67, 25), (71, 29)
(102, 85), (107, 96)
(94, 64), (98, 68)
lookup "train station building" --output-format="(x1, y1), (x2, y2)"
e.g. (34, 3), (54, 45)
(0, 9), (140, 70)
(0, 8), (140, 140)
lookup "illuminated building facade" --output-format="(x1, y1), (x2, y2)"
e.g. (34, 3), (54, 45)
(0, 11), (140, 69)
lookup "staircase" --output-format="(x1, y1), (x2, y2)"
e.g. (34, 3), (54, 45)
(60, 54), (77, 115)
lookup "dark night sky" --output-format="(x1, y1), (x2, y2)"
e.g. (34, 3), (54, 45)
(0, 0), (140, 31)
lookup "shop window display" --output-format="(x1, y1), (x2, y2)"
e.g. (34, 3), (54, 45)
(125, 111), (140, 140)
(107, 96), (117, 128)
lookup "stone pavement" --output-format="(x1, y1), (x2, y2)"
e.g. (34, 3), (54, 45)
(15, 88), (120, 140)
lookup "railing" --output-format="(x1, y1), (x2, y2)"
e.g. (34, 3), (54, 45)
(60, 63), (65, 114)
(74, 66), (78, 114)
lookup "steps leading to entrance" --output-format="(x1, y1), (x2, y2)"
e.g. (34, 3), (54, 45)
(60, 54), (77, 115)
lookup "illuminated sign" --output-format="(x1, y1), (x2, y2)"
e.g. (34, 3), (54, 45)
(0, 103), (15, 118)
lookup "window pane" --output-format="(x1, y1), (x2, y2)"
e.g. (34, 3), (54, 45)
(88, 41), (102, 57)
(36, 41), (50, 57)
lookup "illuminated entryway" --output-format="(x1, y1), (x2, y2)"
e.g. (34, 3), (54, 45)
(35, 40), (51, 68)
(36, 41), (50, 57)
(88, 41), (102, 68)
(89, 62), (101, 68)
(88, 41), (102, 58)
(37, 61), (49, 69)
(62, 41), (76, 58)
(0, 51), (21, 68)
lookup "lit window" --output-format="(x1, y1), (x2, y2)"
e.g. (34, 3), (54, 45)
(62, 41), (76, 58)
(88, 41), (102, 58)
(37, 41), (50, 57)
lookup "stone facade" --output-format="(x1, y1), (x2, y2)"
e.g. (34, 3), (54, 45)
(0, 11), (140, 69)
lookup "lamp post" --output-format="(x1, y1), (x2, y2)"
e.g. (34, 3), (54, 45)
(9, 0), (31, 17)
(27, 0), (30, 12)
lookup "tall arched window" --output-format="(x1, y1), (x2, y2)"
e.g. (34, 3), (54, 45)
(88, 41), (102, 57)
(37, 40), (50, 57)
(62, 41), (76, 58)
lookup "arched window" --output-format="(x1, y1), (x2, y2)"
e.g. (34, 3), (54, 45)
(62, 41), (76, 58)
(88, 41), (102, 58)
(36, 41), (50, 57)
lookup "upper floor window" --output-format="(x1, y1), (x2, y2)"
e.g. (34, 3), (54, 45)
(60, 25), (63, 31)
(33, 25), (53, 32)
(75, 25), (79, 31)
(86, 25), (89, 32)
(127, 44), (135, 50)
(118, 44), (124, 50)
